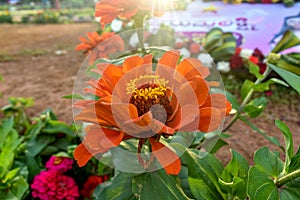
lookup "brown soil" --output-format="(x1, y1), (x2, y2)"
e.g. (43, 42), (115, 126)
(0, 24), (299, 165)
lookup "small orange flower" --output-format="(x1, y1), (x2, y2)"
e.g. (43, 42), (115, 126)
(74, 50), (231, 175)
(95, 0), (166, 28)
(76, 32), (124, 64)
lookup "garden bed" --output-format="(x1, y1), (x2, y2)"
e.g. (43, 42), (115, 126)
(0, 23), (299, 165)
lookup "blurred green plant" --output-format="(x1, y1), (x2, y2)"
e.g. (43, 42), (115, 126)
(203, 28), (237, 62)
(0, 97), (80, 199)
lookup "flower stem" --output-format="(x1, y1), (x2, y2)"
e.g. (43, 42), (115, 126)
(133, 13), (146, 51)
(275, 169), (300, 187)
(223, 67), (272, 132)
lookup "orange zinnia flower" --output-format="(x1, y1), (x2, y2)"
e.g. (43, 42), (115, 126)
(76, 32), (124, 64)
(74, 50), (231, 175)
(95, 0), (166, 28)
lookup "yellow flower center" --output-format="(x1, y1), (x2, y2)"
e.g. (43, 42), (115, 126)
(126, 75), (169, 95)
(129, 83), (172, 123)
(54, 157), (62, 165)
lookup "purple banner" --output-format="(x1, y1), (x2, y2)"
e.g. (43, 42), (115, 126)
(150, 1), (300, 54)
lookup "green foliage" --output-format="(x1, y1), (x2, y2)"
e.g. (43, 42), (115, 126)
(33, 11), (60, 24)
(0, 13), (12, 23)
(203, 28), (237, 62)
(93, 172), (134, 200)
(219, 150), (249, 200)
(244, 96), (268, 118)
(0, 97), (78, 197)
(182, 149), (225, 200)
(247, 120), (300, 200)
(0, 118), (28, 199)
(268, 63), (300, 94)
(271, 30), (300, 54)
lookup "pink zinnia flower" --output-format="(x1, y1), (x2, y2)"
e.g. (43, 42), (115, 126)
(45, 156), (74, 172)
(31, 170), (79, 200)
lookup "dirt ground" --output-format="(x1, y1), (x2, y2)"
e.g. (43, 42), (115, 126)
(0, 24), (299, 165)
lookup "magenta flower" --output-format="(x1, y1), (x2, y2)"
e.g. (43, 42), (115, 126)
(31, 170), (79, 200)
(45, 156), (74, 172)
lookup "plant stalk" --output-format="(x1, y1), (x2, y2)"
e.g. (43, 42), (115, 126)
(223, 67), (272, 132)
(133, 14), (146, 51)
(275, 169), (300, 187)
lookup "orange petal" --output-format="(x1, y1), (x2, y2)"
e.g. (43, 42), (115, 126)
(75, 101), (118, 127)
(96, 63), (123, 90)
(143, 54), (153, 64)
(202, 93), (232, 116)
(74, 126), (124, 167)
(176, 76), (209, 107)
(95, 4), (122, 28)
(166, 89), (180, 122)
(123, 111), (175, 136)
(175, 58), (210, 83)
(74, 143), (93, 167)
(199, 107), (222, 132)
(190, 76), (209, 106)
(226, 100), (232, 115)
(122, 55), (145, 73)
(73, 100), (96, 109)
(84, 125), (124, 150)
(158, 50), (180, 69)
(149, 138), (181, 175)
(168, 104), (199, 131)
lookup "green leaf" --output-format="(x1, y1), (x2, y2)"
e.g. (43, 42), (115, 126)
(225, 91), (239, 110)
(204, 28), (223, 52)
(271, 30), (300, 53)
(39, 145), (59, 156)
(0, 129), (22, 176)
(278, 53), (300, 75)
(244, 96), (268, 118)
(275, 120), (294, 172)
(247, 166), (279, 200)
(43, 120), (75, 137)
(254, 147), (284, 178)
(219, 150), (249, 199)
(210, 33), (237, 62)
(10, 176), (29, 199)
(3, 168), (20, 183)
(26, 135), (56, 157)
(288, 147), (300, 173)
(218, 177), (246, 200)
(62, 94), (84, 100)
(252, 78), (288, 92)
(25, 154), (41, 181)
(109, 142), (145, 173)
(178, 166), (195, 199)
(182, 149), (224, 200)
(241, 80), (254, 100)
(248, 61), (264, 79)
(281, 187), (300, 200)
(24, 119), (45, 140)
(222, 150), (249, 180)
(281, 177), (300, 199)
(0, 117), (14, 148)
(93, 172), (133, 200)
(239, 116), (283, 149)
(134, 169), (190, 200)
(268, 63), (300, 94)
(209, 138), (227, 154)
